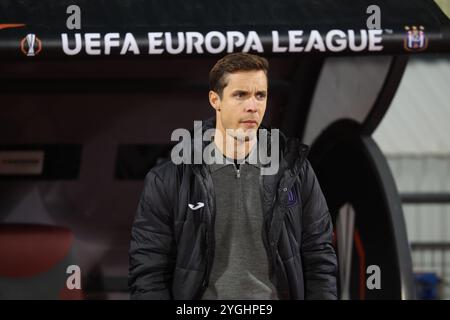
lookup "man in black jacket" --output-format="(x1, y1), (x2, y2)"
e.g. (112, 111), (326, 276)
(129, 53), (337, 300)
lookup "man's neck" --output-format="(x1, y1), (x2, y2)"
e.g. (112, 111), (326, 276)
(213, 128), (257, 160)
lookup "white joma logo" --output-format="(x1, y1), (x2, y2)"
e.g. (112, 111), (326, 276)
(188, 202), (204, 210)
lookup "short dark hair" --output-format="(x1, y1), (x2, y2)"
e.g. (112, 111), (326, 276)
(209, 53), (269, 97)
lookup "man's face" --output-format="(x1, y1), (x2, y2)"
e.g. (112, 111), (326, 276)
(210, 70), (268, 141)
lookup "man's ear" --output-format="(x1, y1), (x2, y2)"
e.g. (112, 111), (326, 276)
(209, 90), (221, 112)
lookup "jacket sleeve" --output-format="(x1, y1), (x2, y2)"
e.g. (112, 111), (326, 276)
(300, 159), (338, 300)
(128, 169), (175, 300)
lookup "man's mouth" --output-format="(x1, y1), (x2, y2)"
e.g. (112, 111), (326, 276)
(240, 120), (258, 125)
(240, 120), (258, 128)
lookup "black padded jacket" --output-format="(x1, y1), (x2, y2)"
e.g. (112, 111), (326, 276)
(129, 117), (338, 300)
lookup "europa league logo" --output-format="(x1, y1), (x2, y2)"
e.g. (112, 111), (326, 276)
(21, 34), (42, 56)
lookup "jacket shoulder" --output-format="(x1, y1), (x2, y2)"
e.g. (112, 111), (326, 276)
(147, 159), (178, 180)
(141, 160), (181, 201)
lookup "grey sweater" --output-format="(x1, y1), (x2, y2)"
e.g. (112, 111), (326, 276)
(202, 143), (278, 300)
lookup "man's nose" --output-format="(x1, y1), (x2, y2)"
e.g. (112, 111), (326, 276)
(244, 96), (258, 112)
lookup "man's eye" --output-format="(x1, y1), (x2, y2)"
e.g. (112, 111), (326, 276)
(235, 92), (245, 98)
(256, 93), (267, 100)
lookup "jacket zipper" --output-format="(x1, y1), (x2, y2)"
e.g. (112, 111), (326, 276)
(194, 166), (216, 298)
(259, 174), (276, 289)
